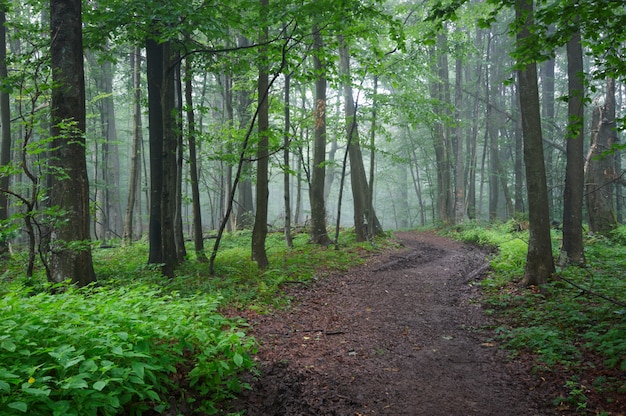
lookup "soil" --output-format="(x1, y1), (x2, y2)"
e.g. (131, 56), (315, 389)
(220, 231), (553, 416)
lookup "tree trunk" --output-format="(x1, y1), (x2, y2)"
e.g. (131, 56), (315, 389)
(146, 36), (164, 265)
(123, 47), (143, 244)
(430, 33), (453, 225)
(515, 0), (554, 286)
(283, 72), (293, 248)
(0, 8), (10, 257)
(252, 0), (270, 269)
(185, 54), (207, 261)
(559, 27), (585, 266)
(337, 36), (382, 241)
(585, 78), (617, 235)
(309, 25), (331, 245)
(48, 0), (95, 286)
(453, 58), (465, 224)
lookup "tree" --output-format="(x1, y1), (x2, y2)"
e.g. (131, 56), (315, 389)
(48, 0), (96, 285)
(515, 0), (554, 286)
(559, 25), (585, 266)
(309, 25), (331, 245)
(585, 78), (618, 235)
(0, 6), (10, 257)
(251, 0), (270, 269)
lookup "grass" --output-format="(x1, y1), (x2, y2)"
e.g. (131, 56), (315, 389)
(0, 229), (389, 415)
(446, 221), (626, 414)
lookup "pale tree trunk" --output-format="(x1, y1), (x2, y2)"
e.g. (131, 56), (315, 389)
(430, 33), (453, 225)
(251, 0), (270, 269)
(516, 0), (554, 287)
(123, 47), (143, 243)
(559, 27), (585, 266)
(309, 25), (331, 245)
(585, 78), (617, 235)
(541, 56), (556, 217)
(0, 8), (10, 256)
(453, 58), (465, 224)
(49, 0), (95, 286)
(337, 35), (382, 241)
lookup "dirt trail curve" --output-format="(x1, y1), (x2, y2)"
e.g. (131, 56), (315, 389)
(223, 231), (550, 415)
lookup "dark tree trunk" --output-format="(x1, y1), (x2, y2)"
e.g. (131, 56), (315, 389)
(309, 26), (331, 245)
(515, 0), (554, 286)
(585, 78), (617, 235)
(252, 0), (270, 269)
(49, 0), (95, 286)
(185, 54), (207, 261)
(146, 36), (164, 265)
(559, 28), (586, 266)
(0, 8), (10, 257)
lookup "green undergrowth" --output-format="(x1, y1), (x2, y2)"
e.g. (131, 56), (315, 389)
(0, 229), (389, 415)
(446, 221), (626, 414)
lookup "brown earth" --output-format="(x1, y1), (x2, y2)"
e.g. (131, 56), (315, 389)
(220, 231), (553, 416)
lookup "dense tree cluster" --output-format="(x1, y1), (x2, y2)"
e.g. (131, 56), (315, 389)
(0, 0), (624, 285)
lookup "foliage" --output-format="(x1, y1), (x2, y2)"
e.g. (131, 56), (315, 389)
(448, 223), (626, 413)
(0, 282), (255, 415)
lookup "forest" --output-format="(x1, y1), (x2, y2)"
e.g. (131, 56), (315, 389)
(0, 0), (625, 414)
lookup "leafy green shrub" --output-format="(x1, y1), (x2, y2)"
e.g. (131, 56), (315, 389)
(0, 283), (255, 415)
(490, 238), (528, 278)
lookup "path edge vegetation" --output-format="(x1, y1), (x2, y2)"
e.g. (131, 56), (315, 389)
(0, 229), (395, 415)
(445, 221), (626, 415)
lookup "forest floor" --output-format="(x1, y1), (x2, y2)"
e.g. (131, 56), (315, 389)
(219, 231), (556, 415)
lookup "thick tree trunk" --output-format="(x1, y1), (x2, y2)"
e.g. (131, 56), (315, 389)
(146, 36), (164, 265)
(559, 28), (586, 266)
(585, 78), (617, 235)
(49, 0), (95, 286)
(516, 0), (554, 286)
(309, 26), (331, 245)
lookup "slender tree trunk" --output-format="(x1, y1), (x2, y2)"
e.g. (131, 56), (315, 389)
(585, 78), (617, 235)
(454, 58), (465, 224)
(252, 0), (270, 269)
(283, 73), (293, 248)
(541, 56), (556, 218)
(123, 47), (143, 244)
(0, 8), (10, 257)
(185, 54), (207, 261)
(559, 27), (585, 266)
(49, 0), (95, 286)
(309, 25), (331, 245)
(338, 35), (382, 241)
(516, 0), (554, 286)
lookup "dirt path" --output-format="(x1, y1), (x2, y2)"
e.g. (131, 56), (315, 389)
(223, 231), (551, 415)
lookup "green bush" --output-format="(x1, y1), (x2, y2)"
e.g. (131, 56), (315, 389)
(0, 283), (255, 415)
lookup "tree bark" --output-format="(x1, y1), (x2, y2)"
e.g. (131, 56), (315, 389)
(0, 8), (10, 257)
(309, 25), (331, 245)
(559, 27), (585, 266)
(585, 78), (617, 235)
(185, 54), (207, 262)
(283, 72), (293, 248)
(252, 0), (270, 269)
(337, 35), (382, 241)
(515, 0), (554, 286)
(49, 0), (95, 286)
(123, 47), (143, 243)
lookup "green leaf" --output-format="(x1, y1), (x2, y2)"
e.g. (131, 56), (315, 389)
(233, 352), (244, 367)
(131, 361), (145, 381)
(0, 380), (10, 392)
(8, 402), (27, 412)
(61, 378), (88, 390)
(1, 340), (16, 352)
(93, 380), (106, 391)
